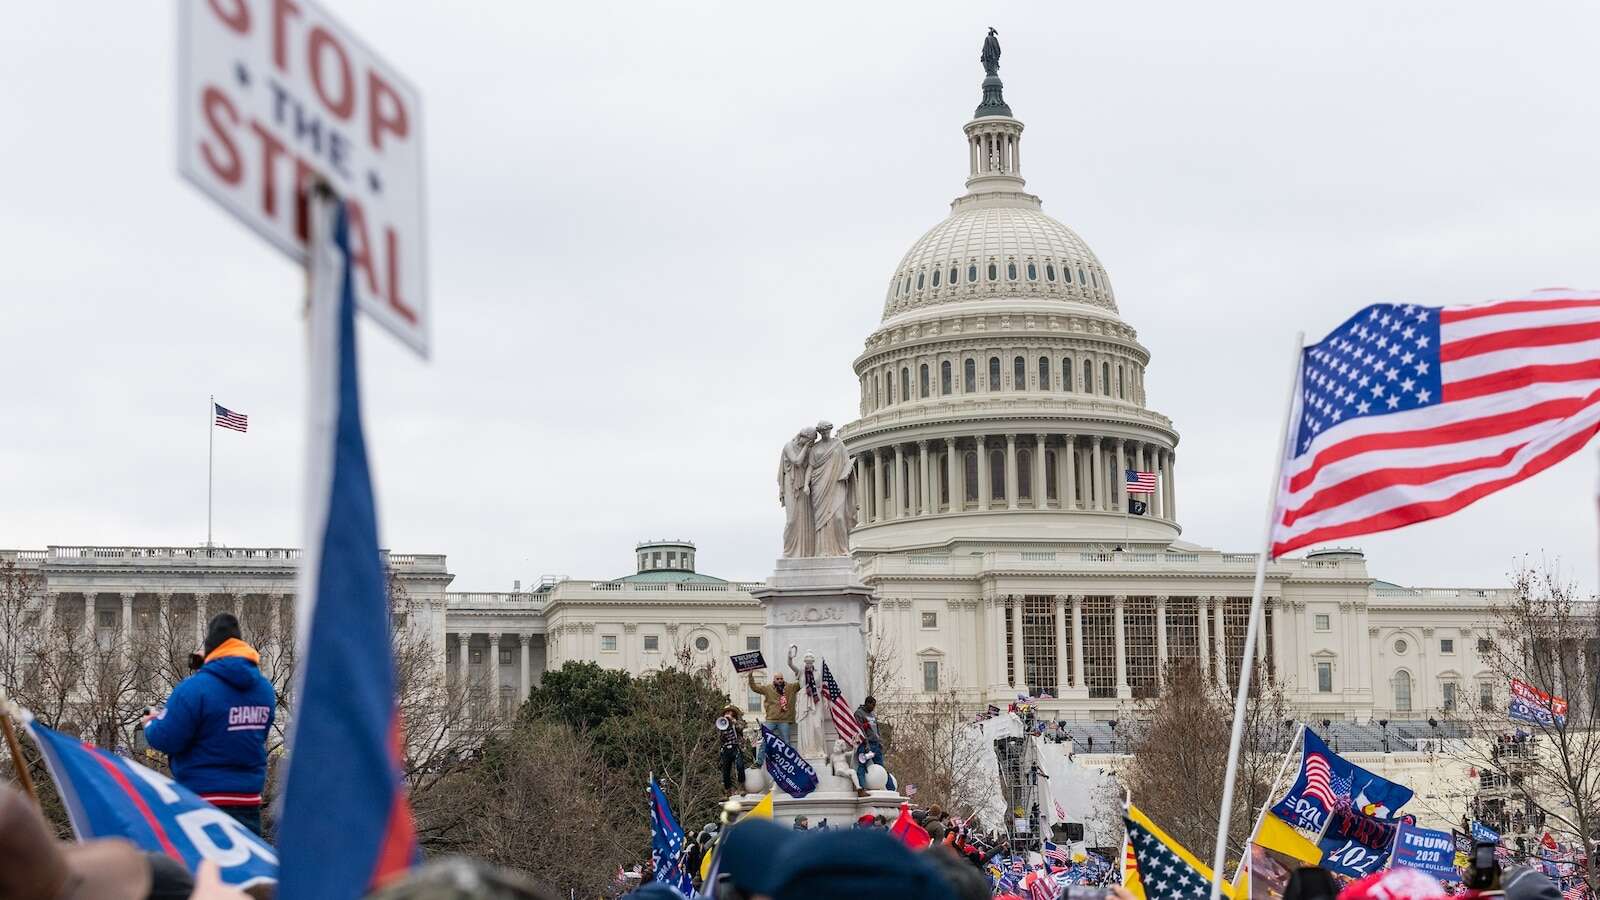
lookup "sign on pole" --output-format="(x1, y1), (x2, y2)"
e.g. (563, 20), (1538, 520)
(178, 0), (430, 357)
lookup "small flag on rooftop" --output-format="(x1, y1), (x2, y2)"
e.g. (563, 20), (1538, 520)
(214, 402), (248, 432)
(1125, 469), (1157, 493)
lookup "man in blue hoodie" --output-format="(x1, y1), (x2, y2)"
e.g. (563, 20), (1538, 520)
(144, 612), (276, 836)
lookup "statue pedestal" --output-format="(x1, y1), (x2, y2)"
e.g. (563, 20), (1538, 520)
(746, 556), (905, 826)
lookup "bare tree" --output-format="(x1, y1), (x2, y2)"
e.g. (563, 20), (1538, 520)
(1108, 661), (1295, 868)
(1446, 562), (1600, 889)
(879, 684), (991, 816)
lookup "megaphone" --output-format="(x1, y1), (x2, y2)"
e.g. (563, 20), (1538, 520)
(716, 715), (731, 732)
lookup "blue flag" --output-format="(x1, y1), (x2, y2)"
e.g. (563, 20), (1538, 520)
(1272, 728), (1414, 833)
(277, 197), (417, 900)
(23, 715), (277, 889)
(1470, 820), (1502, 845)
(1317, 807), (1396, 878)
(760, 725), (819, 798)
(1392, 823), (1462, 883)
(648, 776), (693, 894)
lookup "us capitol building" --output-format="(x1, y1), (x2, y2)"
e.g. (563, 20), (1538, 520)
(3, 44), (1512, 730)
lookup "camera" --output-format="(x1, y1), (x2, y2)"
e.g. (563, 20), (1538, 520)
(187, 652), (204, 672)
(1466, 840), (1501, 891)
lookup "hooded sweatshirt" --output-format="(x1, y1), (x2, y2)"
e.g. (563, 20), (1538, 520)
(144, 638), (276, 805)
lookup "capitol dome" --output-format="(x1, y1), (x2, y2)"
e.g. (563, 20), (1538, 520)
(882, 205), (1117, 321)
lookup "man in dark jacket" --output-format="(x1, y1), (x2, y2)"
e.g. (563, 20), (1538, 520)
(144, 613), (276, 836)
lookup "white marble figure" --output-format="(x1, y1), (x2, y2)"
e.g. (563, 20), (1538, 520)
(789, 646), (825, 759)
(778, 428), (817, 559)
(827, 738), (865, 796)
(805, 421), (857, 558)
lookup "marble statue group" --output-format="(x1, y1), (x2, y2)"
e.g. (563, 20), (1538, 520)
(778, 421), (858, 559)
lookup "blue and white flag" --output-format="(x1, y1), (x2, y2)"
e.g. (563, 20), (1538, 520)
(760, 725), (819, 798)
(648, 776), (693, 894)
(277, 195), (418, 900)
(1272, 728), (1414, 833)
(1471, 820), (1502, 845)
(1317, 807), (1397, 878)
(1392, 823), (1462, 883)
(23, 714), (276, 890)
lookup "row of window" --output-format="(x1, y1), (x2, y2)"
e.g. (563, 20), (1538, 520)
(867, 354), (1139, 410)
(892, 257), (1106, 298)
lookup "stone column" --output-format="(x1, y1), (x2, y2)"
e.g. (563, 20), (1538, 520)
(1063, 435), (1077, 510)
(1089, 437), (1104, 510)
(1114, 594), (1129, 698)
(1197, 596), (1211, 684)
(1150, 448), (1164, 518)
(872, 449), (885, 523)
(1004, 435), (1019, 510)
(195, 594), (209, 649)
(892, 445), (905, 519)
(1009, 597), (1026, 690)
(516, 633), (530, 703)
(1053, 595), (1070, 695)
(944, 437), (958, 513)
(120, 593), (135, 652)
(976, 437), (992, 508)
(1034, 434), (1048, 508)
(1167, 451), (1177, 522)
(918, 440), (931, 516)
(156, 593), (172, 648)
(854, 455), (867, 525)
(1070, 595), (1085, 690)
(1155, 595), (1169, 687)
(41, 593), (57, 636)
(455, 632), (468, 687)
(1213, 596), (1229, 691)
(1114, 439), (1127, 513)
(83, 593), (96, 649)
(985, 596), (1005, 694)
(488, 634), (502, 705)
(1256, 599), (1270, 669)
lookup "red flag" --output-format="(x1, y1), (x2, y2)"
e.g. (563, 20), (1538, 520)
(889, 803), (931, 850)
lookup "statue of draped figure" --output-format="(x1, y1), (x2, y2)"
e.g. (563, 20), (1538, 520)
(778, 427), (816, 559)
(806, 421), (856, 558)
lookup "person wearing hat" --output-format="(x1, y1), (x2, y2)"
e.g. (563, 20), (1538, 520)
(144, 612), (276, 836)
(747, 667), (800, 764)
(716, 704), (747, 798)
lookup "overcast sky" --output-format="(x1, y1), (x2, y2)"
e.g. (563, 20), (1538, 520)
(3, 3), (1598, 591)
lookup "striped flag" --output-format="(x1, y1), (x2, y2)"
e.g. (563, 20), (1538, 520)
(1272, 290), (1600, 557)
(276, 196), (417, 898)
(1124, 469), (1157, 493)
(214, 403), (249, 432)
(820, 659), (863, 746)
(1044, 840), (1069, 865)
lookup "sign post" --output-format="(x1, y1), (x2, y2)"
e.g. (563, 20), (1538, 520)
(178, 0), (430, 357)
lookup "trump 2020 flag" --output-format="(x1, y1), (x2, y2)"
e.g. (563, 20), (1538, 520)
(759, 725), (819, 798)
(277, 195), (417, 899)
(1271, 728), (1413, 833)
(22, 712), (277, 889)
(648, 776), (693, 894)
(1272, 290), (1600, 557)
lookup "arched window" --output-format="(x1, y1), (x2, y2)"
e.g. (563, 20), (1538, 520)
(964, 452), (979, 502)
(874, 375), (882, 408)
(964, 359), (976, 393)
(1062, 357), (1073, 391)
(1091, 270), (1100, 288)
(931, 269), (941, 287)
(1118, 365), (1125, 399)
(968, 264), (978, 283)
(1017, 448), (1033, 500)
(1393, 670), (1413, 712)
(940, 360), (952, 395)
(949, 265), (959, 285)
(1038, 356), (1050, 390)
(916, 271), (924, 290)
(1013, 356), (1026, 390)
(886, 373), (895, 404)
(1083, 359), (1094, 393)
(988, 357), (1001, 392)
(1027, 262), (1037, 281)
(1045, 263), (1056, 282)
(990, 450), (1006, 501)
(1078, 267), (1086, 284)
(905, 276), (913, 294)
(1101, 362), (1111, 395)
(900, 368), (910, 401)
(1064, 266), (1073, 284)
(1045, 450), (1058, 500)
(1007, 262), (1018, 280)
(988, 262), (998, 281)
(919, 364), (930, 398)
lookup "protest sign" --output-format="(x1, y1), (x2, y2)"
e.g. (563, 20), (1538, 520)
(1392, 824), (1461, 883)
(730, 650), (766, 673)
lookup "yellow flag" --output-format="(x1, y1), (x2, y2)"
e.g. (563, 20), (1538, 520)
(1254, 813), (1321, 865)
(701, 791), (775, 882)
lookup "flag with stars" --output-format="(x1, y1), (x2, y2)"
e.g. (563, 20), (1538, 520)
(1272, 290), (1600, 557)
(1124, 803), (1235, 900)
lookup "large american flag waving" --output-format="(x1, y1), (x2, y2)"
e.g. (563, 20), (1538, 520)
(1272, 289), (1600, 557)
(820, 660), (864, 746)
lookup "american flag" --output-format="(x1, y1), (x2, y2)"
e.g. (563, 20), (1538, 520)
(1562, 881), (1588, 900)
(214, 403), (249, 433)
(1044, 840), (1069, 865)
(1272, 291), (1600, 556)
(1303, 752), (1337, 808)
(1124, 469), (1157, 493)
(820, 660), (863, 746)
(1028, 870), (1062, 900)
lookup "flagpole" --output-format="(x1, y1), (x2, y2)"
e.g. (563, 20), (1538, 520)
(0, 689), (38, 807)
(207, 393), (214, 548)
(1229, 722), (1306, 889)
(1208, 332), (1304, 900)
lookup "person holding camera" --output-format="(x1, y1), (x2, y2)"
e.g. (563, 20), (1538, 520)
(143, 613), (276, 836)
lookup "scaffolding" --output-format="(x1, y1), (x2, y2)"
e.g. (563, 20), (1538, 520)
(995, 728), (1046, 852)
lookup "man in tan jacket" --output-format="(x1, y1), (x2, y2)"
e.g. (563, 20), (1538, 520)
(747, 668), (800, 763)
